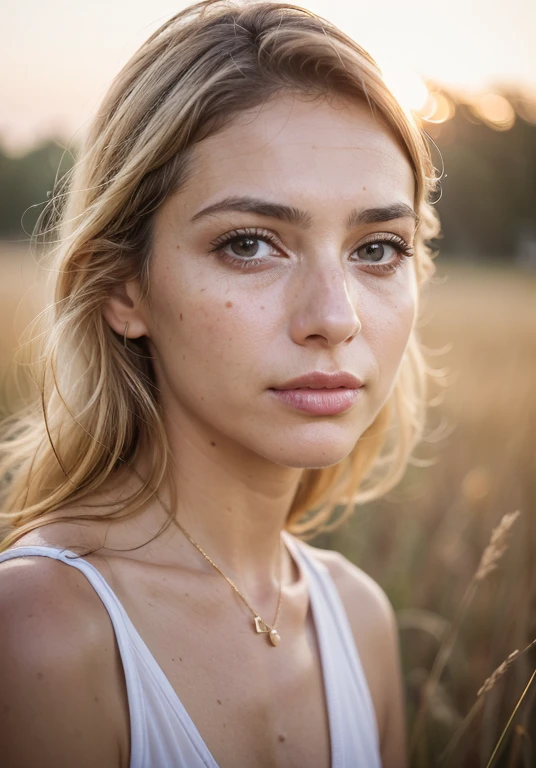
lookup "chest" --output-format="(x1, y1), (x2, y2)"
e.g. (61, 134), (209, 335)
(100, 558), (333, 768)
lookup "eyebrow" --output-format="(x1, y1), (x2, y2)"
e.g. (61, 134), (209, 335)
(190, 195), (420, 229)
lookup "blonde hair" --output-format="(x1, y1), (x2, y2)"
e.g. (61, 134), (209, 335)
(0, 0), (441, 554)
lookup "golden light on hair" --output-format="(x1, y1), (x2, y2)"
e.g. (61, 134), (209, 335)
(471, 93), (516, 131)
(380, 65), (430, 118)
(418, 92), (455, 123)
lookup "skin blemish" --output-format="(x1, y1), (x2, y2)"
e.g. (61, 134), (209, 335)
(180, 313), (183, 321)
(37, 672), (44, 681)
(217, 699), (222, 705)
(225, 301), (233, 308)
(211, 441), (216, 447)
(260, 306), (265, 310)
(200, 288), (206, 292)
(279, 734), (286, 742)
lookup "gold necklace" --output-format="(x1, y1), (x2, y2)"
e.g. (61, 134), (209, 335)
(170, 513), (284, 647)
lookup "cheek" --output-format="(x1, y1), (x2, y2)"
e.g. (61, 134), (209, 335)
(365, 283), (417, 381)
(150, 274), (273, 387)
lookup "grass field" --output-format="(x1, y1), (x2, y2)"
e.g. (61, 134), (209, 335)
(1, 242), (535, 767)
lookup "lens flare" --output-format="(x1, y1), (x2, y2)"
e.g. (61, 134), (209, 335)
(471, 93), (516, 130)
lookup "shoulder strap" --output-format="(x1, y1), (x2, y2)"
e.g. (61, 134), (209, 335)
(0, 545), (146, 765)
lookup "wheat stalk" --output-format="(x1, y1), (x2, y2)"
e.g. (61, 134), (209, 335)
(409, 510), (521, 758)
(439, 638), (536, 764)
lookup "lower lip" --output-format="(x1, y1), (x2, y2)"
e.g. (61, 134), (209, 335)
(269, 387), (363, 415)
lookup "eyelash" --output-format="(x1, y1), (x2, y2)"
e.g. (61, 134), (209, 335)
(208, 226), (415, 274)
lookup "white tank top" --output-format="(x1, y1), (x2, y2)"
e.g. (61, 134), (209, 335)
(0, 530), (382, 768)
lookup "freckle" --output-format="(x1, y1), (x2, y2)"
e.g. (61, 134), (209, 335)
(37, 672), (44, 681)
(362, 186), (366, 190)
(180, 313), (183, 321)
(94, 696), (99, 703)
(225, 301), (233, 308)
(279, 734), (286, 742)
(184, 593), (189, 597)
(201, 396), (204, 400)
(211, 441), (216, 447)
(217, 699), (222, 705)
(27, 613), (33, 618)
(200, 288), (206, 292)
(179, 657), (183, 662)
(260, 306), (264, 310)
(182, 355), (185, 360)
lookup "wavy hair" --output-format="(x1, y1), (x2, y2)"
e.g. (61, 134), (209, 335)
(0, 0), (441, 554)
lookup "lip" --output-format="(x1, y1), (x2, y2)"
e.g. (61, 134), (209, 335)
(268, 370), (364, 416)
(271, 370), (364, 390)
(269, 387), (362, 415)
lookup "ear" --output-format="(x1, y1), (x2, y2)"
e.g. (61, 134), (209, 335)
(102, 279), (150, 340)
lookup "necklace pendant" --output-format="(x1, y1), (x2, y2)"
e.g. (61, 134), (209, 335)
(254, 615), (271, 634)
(253, 616), (281, 646)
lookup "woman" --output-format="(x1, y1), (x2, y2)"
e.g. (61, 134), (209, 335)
(0, 1), (440, 766)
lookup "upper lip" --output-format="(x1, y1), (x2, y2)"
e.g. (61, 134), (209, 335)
(272, 371), (364, 390)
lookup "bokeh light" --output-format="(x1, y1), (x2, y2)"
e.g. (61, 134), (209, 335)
(470, 93), (516, 130)
(418, 92), (456, 123)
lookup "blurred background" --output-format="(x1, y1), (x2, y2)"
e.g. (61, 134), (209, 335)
(1, 0), (535, 766)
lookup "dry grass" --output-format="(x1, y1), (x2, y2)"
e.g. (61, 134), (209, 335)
(321, 258), (536, 767)
(1, 245), (535, 766)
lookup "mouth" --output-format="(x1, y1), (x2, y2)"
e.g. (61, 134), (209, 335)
(272, 370), (364, 390)
(268, 386), (363, 416)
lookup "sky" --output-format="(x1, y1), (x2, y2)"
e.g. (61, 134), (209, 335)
(2, 0), (535, 152)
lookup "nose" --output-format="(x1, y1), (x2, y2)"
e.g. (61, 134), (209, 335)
(288, 263), (362, 348)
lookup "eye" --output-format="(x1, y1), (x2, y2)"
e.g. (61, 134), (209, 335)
(223, 235), (272, 259)
(355, 241), (399, 263)
(208, 227), (282, 270)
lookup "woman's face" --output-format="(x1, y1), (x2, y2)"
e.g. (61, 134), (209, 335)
(120, 92), (418, 469)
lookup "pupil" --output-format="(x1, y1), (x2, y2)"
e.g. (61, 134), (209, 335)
(232, 237), (258, 257)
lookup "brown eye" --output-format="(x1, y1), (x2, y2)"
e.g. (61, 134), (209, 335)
(229, 237), (261, 258)
(357, 243), (391, 263)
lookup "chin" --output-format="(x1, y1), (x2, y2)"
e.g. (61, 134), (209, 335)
(260, 425), (363, 469)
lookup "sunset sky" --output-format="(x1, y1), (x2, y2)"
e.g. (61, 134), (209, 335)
(2, 0), (535, 152)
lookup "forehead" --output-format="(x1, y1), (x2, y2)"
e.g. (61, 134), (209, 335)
(182, 92), (415, 212)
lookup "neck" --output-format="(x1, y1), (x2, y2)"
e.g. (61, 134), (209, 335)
(113, 408), (304, 595)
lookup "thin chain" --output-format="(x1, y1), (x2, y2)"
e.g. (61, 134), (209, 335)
(170, 513), (284, 632)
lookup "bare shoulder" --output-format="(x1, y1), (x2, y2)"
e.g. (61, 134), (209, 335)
(302, 541), (408, 768)
(0, 549), (128, 768)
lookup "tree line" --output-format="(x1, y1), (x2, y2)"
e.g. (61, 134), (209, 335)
(0, 87), (535, 263)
